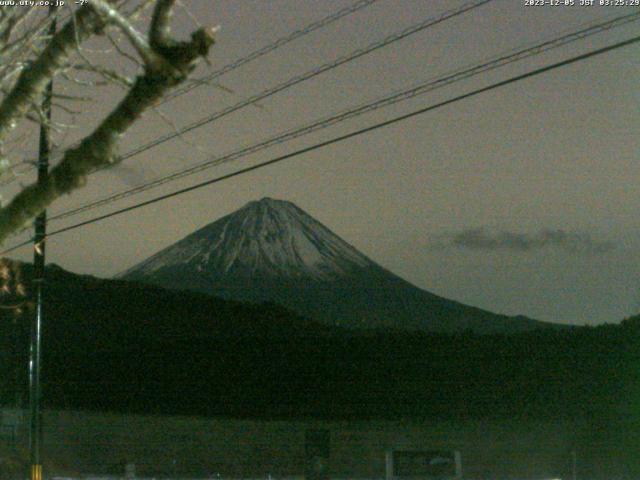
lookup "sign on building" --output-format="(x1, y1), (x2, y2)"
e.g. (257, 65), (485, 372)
(386, 450), (462, 480)
(305, 429), (330, 480)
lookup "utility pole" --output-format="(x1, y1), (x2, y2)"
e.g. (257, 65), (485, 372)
(29, 7), (56, 480)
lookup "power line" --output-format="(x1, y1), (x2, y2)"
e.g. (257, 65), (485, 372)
(114, 0), (493, 162)
(0, 0), (380, 185)
(2, 33), (637, 256)
(162, 0), (382, 103)
(1, 237), (33, 255)
(1, 0), (488, 186)
(47, 10), (640, 223)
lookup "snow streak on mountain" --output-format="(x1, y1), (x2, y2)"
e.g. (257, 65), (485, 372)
(120, 198), (375, 281)
(120, 198), (554, 333)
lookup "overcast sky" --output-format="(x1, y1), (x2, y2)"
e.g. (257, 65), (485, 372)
(3, 0), (639, 326)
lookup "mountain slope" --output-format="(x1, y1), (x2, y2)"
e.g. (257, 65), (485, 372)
(120, 198), (553, 333)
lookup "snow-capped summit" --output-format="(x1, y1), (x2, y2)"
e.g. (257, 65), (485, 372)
(119, 197), (375, 281)
(120, 198), (552, 333)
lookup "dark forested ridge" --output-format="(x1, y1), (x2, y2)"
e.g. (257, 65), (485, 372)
(1, 262), (638, 423)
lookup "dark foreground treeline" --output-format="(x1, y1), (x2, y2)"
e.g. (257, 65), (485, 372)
(1, 263), (638, 423)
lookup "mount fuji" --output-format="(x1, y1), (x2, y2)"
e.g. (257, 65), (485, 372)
(119, 198), (552, 333)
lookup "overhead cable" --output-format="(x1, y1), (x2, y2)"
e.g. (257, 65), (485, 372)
(162, 0), (382, 103)
(115, 0), (494, 162)
(2, 33), (637, 256)
(0, 0), (380, 185)
(48, 10), (640, 223)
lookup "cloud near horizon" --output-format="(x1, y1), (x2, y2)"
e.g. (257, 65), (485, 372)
(438, 227), (615, 254)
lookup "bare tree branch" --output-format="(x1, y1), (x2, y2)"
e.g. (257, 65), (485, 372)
(0, 1), (216, 243)
(0, 4), (107, 151)
(150, 0), (176, 50)
(106, 31), (144, 69)
(90, 0), (162, 68)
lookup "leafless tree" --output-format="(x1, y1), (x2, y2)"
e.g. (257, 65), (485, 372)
(0, 0), (216, 245)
